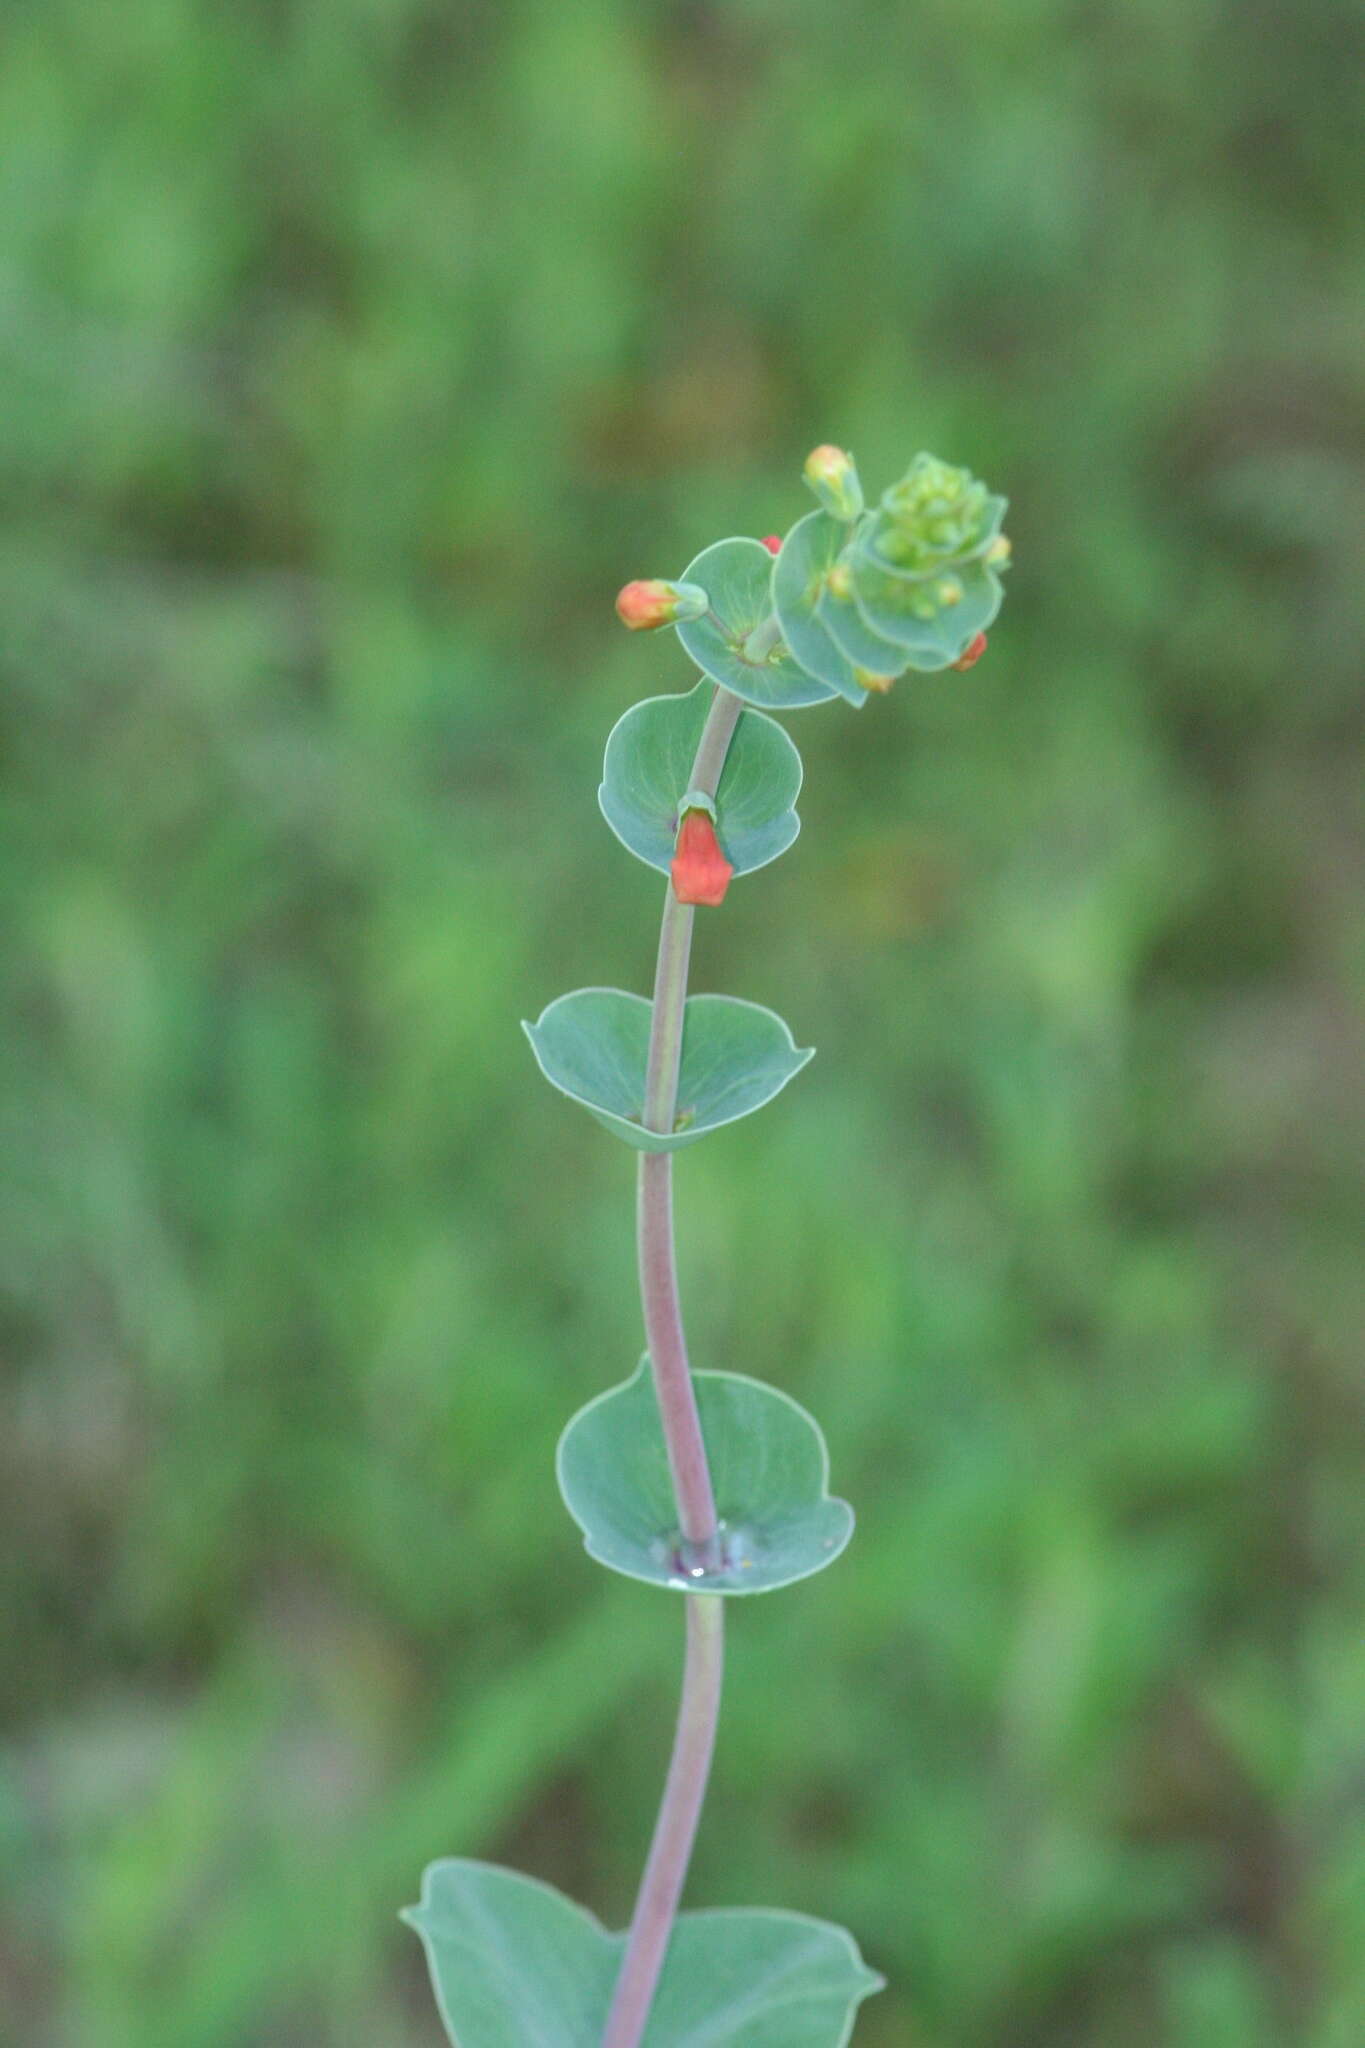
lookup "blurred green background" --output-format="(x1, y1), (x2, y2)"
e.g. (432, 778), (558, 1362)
(3, 1), (1363, 2043)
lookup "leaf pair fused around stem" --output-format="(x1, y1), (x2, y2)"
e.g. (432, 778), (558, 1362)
(410, 444), (1012, 2048)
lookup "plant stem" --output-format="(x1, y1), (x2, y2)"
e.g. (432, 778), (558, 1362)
(741, 610), (784, 663)
(636, 682), (742, 1547)
(601, 1594), (724, 2048)
(602, 684), (741, 2048)
(637, 1137), (717, 1551)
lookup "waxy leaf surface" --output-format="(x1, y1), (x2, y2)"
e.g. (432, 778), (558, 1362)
(599, 681), (802, 878)
(674, 537), (838, 710)
(406, 1860), (883, 2046)
(817, 577), (912, 681)
(771, 512), (869, 705)
(523, 990), (812, 1152)
(558, 1360), (854, 1594)
(849, 539), (1003, 667)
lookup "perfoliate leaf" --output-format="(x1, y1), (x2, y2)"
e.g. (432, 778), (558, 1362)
(522, 990), (812, 1151)
(599, 681), (802, 879)
(674, 537), (839, 711)
(771, 511), (869, 705)
(405, 1860), (884, 2047)
(557, 1360), (854, 1595)
(848, 537), (1003, 667)
(817, 572), (912, 680)
(406, 1863), (611, 2045)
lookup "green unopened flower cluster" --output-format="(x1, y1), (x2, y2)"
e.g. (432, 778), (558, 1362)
(618, 445), (1011, 703)
(873, 453), (1002, 572)
(819, 447), (1011, 669)
(851, 452), (1010, 635)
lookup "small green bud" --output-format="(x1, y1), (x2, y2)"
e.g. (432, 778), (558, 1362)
(615, 578), (709, 631)
(802, 444), (864, 521)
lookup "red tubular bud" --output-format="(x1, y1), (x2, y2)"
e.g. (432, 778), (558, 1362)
(614, 578), (708, 631)
(952, 631), (988, 672)
(670, 809), (733, 907)
(760, 535), (782, 555)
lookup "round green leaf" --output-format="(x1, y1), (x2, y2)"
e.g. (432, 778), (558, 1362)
(849, 538), (1003, 668)
(522, 990), (813, 1152)
(817, 577), (912, 681)
(771, 511), (868, 705)
(674, 537), (838, 710)
(406, 1863), (613, 2045)
(599, 680), (802, 878)
(557, 1360), (854, 1595)
(405, 1860), (884, 2047)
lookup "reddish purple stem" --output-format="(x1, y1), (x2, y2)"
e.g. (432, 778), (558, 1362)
(601, 683), (743, 2048)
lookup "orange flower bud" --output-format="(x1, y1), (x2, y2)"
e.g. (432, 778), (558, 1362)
(760, 535), (782, 555)
(952, 631), (988, 672)
(671, 809), (733, 907)
(614, 578), (708, 631)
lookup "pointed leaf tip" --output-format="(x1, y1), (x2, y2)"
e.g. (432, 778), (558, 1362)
(524, 990), (813, 1151)
(407, 1860), (882, 2046)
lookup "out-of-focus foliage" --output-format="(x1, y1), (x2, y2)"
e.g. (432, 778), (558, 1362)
(2, 1), (1363, 2043)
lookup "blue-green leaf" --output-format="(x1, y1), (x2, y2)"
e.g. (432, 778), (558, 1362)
(817, 576), (912, 681)
(599, 681), (802, 878)
(674, 537), (838, 710)
(557, 1360), (854, 1595)
(522, 990), (812, 1151)
(405, 1860), (884, 2046)
(849, 537), (1003, 667)
(771, 512), (869, 705)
